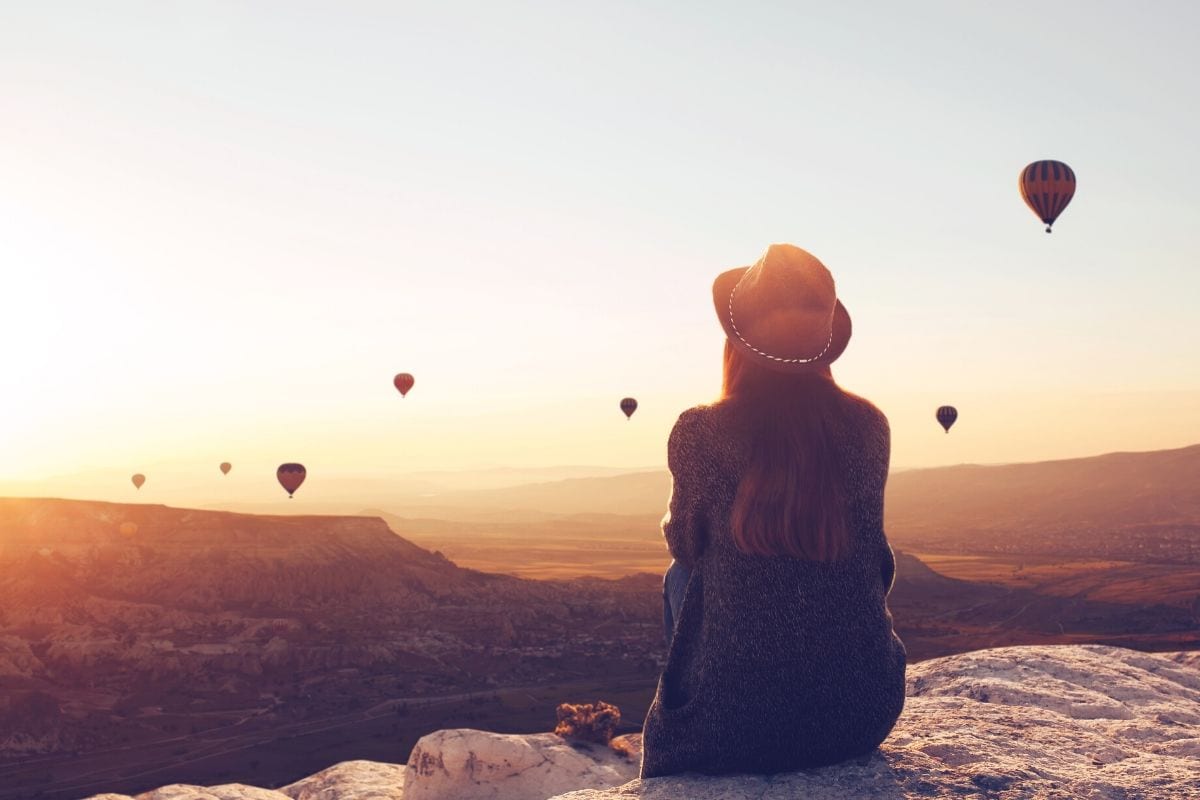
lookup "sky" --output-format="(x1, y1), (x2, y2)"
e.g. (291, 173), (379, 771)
(1, 1), (1198, 503)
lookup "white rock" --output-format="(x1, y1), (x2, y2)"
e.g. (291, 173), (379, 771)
(403, 729), (641, 800)
(281, 759), (406, 800)
(549, 645), (1200, 800)
(134, 784), (293, 800)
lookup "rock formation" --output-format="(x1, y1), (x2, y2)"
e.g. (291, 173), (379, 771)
(403, 729), (640, 800)
(283, 760), (408, 800)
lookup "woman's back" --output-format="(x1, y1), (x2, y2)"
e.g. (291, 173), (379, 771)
(640, 390), (907, 778)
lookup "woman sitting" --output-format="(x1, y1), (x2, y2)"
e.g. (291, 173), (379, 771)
(642, 243), (907, 777)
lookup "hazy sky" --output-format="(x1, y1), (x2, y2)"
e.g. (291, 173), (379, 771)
(2, 1), (1198, 499)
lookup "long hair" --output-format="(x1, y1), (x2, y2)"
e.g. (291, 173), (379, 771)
(720, 340), (853, 561)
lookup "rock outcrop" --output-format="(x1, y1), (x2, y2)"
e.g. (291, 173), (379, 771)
(282, 760), (407, 800)
(96, 786), (291, 800)
(403, 730), (640, 800)
(83, 644), (1200, 800)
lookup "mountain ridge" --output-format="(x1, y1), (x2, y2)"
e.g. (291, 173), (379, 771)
(378, 442), (1200, 529)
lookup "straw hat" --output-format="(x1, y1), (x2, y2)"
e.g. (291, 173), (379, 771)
(712, 243), (852, 373)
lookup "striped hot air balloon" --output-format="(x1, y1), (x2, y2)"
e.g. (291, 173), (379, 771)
(393, 373), (415, 398)
(1019, 160), (1076, 233)
(620, 397), (638, 420)
(131, 473), (145, 490)
(936, 405), (958, 433)
(277, 463), (306, 498)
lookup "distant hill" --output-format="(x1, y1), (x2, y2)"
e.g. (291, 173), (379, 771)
(391, 471), (672, 518)
(373, 444), (1200, 556)
(0, 497), (459, 612)
(0, 497), (658, 623)
(886, 444), (1200, 531)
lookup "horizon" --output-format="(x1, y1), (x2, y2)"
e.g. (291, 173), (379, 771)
(3, 2), (1200, 505)
(5, 437), (1198, 516)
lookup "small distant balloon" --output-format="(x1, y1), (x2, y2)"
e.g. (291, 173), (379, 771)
(277, 463), (306, 498)
(131, 473), (145, 490)
(220, 462), (232, 475)
(1019, 160), (1076, 233)
(620, 397), (638, 420)
(119, 522), (138, 537)
(936, 405), (958, 433)
(393, 373), (415, 398)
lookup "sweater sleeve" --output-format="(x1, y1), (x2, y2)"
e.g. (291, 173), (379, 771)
(875, 408), (896, 596)
(881, 542), (897, 596)
(661, 410), (708, 570)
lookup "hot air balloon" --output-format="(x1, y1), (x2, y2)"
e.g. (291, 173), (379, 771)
(220, 462), (232, 475)
(1019, 160), (1076, 233)
(936, 405), (958, 433)
(119, 522), (138, 537)
(277, 463), (306, 498)
(131, 473), (145, 490)
(620, 397), (638, 420)
(393, 373), (415, 398)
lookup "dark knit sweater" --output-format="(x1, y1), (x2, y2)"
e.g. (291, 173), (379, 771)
(639, 397), (907, 778)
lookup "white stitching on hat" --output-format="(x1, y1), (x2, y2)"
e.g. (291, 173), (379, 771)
(727, 278), (833, 364)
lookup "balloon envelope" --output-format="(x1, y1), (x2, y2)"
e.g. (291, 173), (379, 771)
(1019, 160), (1076, 232)
(131, 473), (145, 490)
(620, 397), (638, 419)
(277, 463), (306, 498)
(220, 462), (232, 475)
(394, 373), (415, 397)
(936, 405), (958, 433)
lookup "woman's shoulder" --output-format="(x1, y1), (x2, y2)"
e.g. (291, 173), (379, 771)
(834, 391), (891, 468)
(671, 401), (746, 443)
(669, 404), (716, 447)
(674, 402), (720, 426)
(837, 390), (890, 435)
(667, 403), (738, 469)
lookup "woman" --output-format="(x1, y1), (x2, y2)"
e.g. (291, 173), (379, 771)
(641, 243), (906, 778)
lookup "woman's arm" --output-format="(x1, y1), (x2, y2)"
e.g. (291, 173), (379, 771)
(661, 409), (708, 570)
(881, 541), (897, 596)
(875, 407), (896, 596)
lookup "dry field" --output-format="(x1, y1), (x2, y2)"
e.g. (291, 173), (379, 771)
(911, 552), (1200, 610)
(388, 513), (671, 580)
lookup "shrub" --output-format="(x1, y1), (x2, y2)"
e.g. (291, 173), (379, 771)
(554, 700), (620, 745)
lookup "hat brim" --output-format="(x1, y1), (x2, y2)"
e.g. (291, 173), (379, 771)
(712, 266), (852, 373)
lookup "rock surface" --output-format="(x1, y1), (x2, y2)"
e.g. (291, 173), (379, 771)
(92, 785), (292, 800)
(550, 645), (1200, 799)
(282, 760), (407, 800)
(403, 729), (641, 800)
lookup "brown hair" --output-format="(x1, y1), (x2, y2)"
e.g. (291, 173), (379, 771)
(721, 340), (853, 561)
